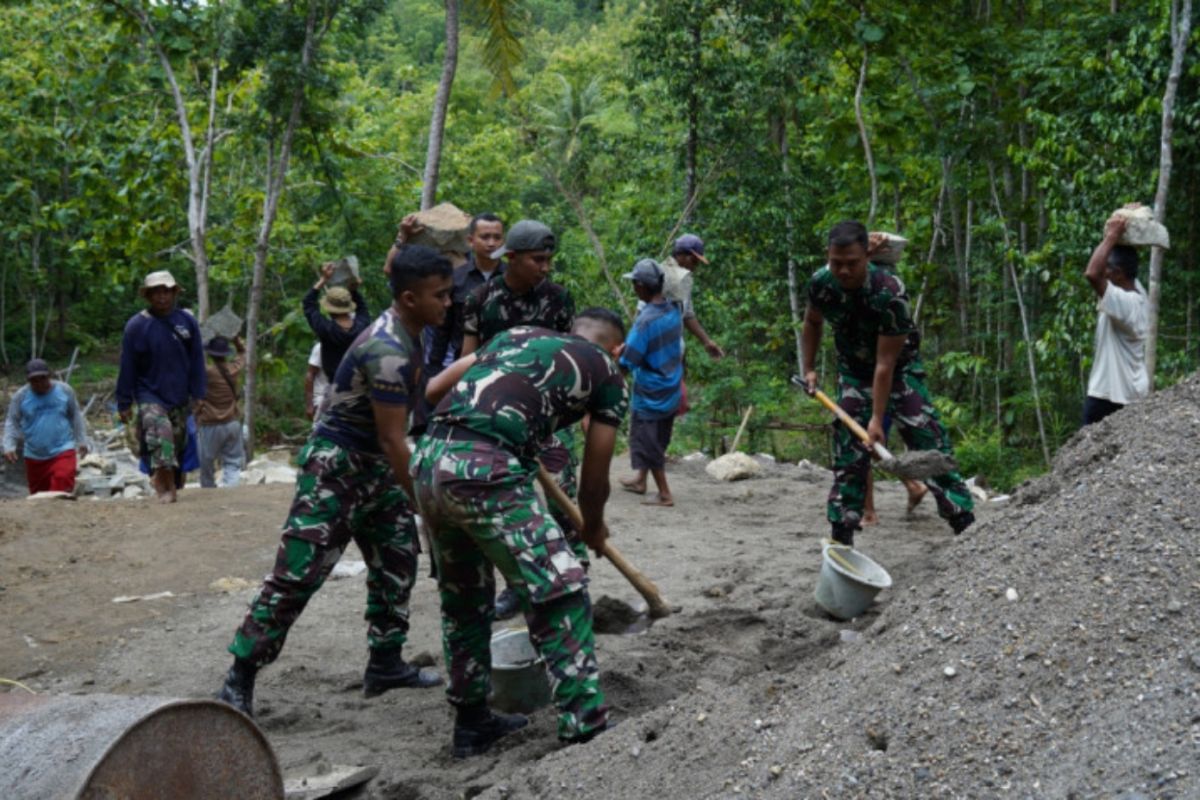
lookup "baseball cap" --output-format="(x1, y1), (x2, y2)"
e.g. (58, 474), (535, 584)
(622, 258), (664, 287)
(25, 358), (50, 378)
(490, 220), (556, 259)
(139, 270), (180, 297)
(205, 336), (233, 358)
(672, 233), (709, 264)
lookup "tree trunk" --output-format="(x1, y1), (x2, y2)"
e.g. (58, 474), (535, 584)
(683, 22), (700, 220)
(1145, 0), (1192, 386)
(782, 118), (804, 375)
(854, 47), (878, 225)
(989, 164), (1050, 466)
(421, 0), (459, 211)
(113, 0), (213, 320)
(243, 1), (319, 453)
(549, 172), (631, 320)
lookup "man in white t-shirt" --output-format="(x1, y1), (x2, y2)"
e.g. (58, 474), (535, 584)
(1083, 214), (1148, 425)
(304, 342), (330, 427)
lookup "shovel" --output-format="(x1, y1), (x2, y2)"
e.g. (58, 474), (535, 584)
(792, 376), (957, 481)
(536, 465), (673, 619)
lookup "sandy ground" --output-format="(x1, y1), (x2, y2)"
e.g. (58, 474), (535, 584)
(0, 452), (976, 799)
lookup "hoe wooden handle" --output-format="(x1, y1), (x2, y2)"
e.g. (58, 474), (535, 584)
(811, 389), (895, 462)
(536, 465), (673, 619)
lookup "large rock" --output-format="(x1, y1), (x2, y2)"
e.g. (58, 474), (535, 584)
(868, 231), (908, 265)
(199, 305), (243, 342)
(405, 203), (472, 255)
(705, 452), (764, 482)
(1114, 205), (1170, 249)
(328, 256), (360, 287)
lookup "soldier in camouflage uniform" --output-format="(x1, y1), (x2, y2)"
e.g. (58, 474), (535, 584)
(215, 246), (454, 718)
(411, 310), (628, 757)
(801, 221), (974, 546)
(459, 219), (582, 619)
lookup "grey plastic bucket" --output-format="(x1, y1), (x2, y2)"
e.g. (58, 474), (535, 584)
(490, 628), (551, 714)
(814, 541), (893, 620)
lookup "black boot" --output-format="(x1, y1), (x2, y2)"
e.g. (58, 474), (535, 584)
(363, 648), (443, 697)
(452, 704), (529, 758)
(493, 587), (521, 621)
(950, 511), (976, 535)
(830, 522), (858, 547)
(216, 658), (257, 717)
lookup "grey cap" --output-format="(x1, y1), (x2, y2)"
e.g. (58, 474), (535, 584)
(25, 358), (50, 378)
(490, 220), (555, 259)
(622, 258), (664, 286)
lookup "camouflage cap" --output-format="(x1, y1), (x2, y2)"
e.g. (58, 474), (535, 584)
(490, 220), (555, 259)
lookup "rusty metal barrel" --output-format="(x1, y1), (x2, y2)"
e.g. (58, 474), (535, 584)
(0, 693), (283, 799)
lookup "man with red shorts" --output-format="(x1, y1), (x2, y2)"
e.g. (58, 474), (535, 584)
(3, 359), (89, 494)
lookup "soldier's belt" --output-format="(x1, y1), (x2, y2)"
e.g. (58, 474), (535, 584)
(426, 423), (507, 449)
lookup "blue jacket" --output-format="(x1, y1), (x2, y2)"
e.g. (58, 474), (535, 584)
(3, 381), (89, 460)
(116, 308), (207, 411)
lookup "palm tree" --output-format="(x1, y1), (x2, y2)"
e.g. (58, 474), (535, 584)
(421, 0), (522, 209)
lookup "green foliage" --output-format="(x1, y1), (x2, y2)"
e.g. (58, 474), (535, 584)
(1, 0), (1197, 487)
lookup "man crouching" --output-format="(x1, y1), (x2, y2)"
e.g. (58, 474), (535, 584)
(412, 310), (628, 757)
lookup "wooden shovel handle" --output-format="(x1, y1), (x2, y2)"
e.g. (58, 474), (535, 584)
(811, 389), (895, 462)
(536, 465), (673, 619)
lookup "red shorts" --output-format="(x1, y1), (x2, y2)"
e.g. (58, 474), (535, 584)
(25, 450), (77, 494)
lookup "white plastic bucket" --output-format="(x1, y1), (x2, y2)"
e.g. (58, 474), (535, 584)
(814, 541), (892, 620)
(490, 628), (551, 714)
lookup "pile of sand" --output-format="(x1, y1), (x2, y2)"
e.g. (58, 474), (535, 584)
(487, 373), (1200, 799)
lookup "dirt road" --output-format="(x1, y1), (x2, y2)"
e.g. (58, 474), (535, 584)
(0, 456), (977, 798)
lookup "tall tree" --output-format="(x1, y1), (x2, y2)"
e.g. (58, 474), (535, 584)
(1144, 0), (1193, 385)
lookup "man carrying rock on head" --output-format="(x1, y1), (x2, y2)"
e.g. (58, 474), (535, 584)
(216, 246), (454, 718)
(411, 309), (629, 757)
(1081, 213), (1148, 426)
(427, 212), (505, 374)
(116, 271), (207, 504)
(801, 221), (973, 546)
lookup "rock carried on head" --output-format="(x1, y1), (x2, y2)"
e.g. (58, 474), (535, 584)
(405, 203), (472, 255)
(868, 232), (908, 265)
(1114, 204), (1170, 249)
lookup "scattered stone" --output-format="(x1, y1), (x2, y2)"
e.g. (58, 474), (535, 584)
(769, 765), (783, 779)
(1166, 600), (1183, 614)
(209, 576), (257, 593)
(943, 666), (957, 678)
(705, 452), (763, 482)
(839, 629), (861, 644)
(122, 485), (145, 499)
(1005, 587), (1019, 602)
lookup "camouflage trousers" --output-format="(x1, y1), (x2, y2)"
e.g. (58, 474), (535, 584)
(410, 434), (607, 740)
(537, 427), (585, 566)
(139, 402), (188, 471)
(829, 371), (974, 530)
(229, 436), (419, 667)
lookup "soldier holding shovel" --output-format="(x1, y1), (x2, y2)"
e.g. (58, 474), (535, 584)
(801, 220), (974, 547)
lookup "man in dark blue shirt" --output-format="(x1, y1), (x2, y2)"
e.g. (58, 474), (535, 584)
(427, 213), (505, 374)
(116, 271), (206, 503)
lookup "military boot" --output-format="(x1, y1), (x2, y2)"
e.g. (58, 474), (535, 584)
(493, 587), (521, 621)
(950, 511), (976, 535)
(362, 648), (443, 697)
(216, 658), (257, 717)
(830, 522), (858, 547)
(452, 704), (529, 758)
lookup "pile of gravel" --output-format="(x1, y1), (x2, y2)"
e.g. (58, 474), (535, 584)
(484, 372), (1200, 799)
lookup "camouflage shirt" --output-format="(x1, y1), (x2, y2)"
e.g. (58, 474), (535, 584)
(316, 307), (422, 455)
(806, 264), (922, 379)
(461, 276), (575, 347)
(431, 327), (628, 458)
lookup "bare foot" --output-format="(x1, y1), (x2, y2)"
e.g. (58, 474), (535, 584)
(619, 477), (646, 495)
(863, 509), (879, 526)
(642, 494), (674, 507)
(906, 485), (929, 514)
